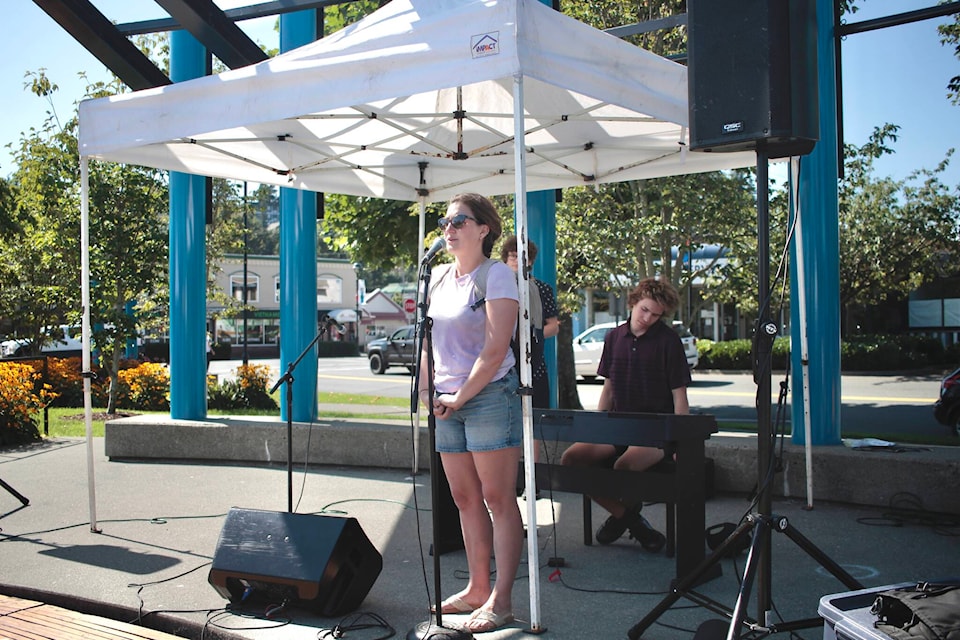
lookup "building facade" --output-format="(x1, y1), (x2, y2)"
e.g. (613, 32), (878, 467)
(208, 254), (360, 357)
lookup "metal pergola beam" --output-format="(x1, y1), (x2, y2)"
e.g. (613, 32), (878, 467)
(116, 0), (354, 36)
(153, 0), (269, 69)
(32, 0), (171, 91)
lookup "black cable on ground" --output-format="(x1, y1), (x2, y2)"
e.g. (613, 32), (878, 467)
(856, 492), (960, 535)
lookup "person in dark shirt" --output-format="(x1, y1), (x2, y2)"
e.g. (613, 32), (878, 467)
(500, 235), (559, 408)
(560, 278), (691, 551)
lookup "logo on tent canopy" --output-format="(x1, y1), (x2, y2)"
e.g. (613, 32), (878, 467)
(471, 32), (500, 58)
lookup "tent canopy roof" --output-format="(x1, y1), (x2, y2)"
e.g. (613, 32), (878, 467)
(78, 0), (753, 203)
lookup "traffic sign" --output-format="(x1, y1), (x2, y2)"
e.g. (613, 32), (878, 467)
(403, 297), (416, 314)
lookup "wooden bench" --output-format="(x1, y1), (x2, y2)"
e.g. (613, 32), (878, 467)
(526, 409), (720, 584)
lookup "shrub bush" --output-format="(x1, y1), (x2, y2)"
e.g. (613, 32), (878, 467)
(208, 363), (278, 411)
(117, 362), (171, 411)
(842, 334), (948, 371)
(697, 338), (751, 370)
(0, 361), (57, 445)
(46, 357), (85, 407)
(696, 333), (951, 372)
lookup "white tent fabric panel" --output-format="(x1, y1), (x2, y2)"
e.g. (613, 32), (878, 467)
(78, 0), (753, 202)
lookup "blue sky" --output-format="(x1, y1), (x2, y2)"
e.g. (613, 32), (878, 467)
(1, 0), (957, 186)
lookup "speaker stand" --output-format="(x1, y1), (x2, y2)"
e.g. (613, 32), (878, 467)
(0, 477), (29, 506)
(627, 150), (862, 639)
(627, 512), (864, 639)
(407, 262), (472, 640)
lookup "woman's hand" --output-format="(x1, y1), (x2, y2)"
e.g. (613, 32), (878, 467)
(419, 390), (458, 418)
(433, 392), (460, 418)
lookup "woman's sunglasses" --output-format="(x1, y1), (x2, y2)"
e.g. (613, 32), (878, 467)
(438, 214), (477, 230)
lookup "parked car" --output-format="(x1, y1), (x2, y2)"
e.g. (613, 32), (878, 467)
(673, 322), (700, 370)
(0, 325), (83, 358)
(573, 320), (699, 381)
(933, 367), (960, 437)
(366, 324), (417, 374)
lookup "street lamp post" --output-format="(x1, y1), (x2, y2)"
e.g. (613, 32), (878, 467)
(242, 181), (249, 366)
(353, 262), (363, 349)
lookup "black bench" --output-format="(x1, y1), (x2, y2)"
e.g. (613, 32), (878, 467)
(525, 409), (719, 584)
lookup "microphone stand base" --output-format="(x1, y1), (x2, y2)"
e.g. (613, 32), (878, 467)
(406, 620), (473, 640)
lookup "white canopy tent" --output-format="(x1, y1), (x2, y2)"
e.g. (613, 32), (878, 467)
(79, 0), (755, 199)
(77, 0), (755, 629)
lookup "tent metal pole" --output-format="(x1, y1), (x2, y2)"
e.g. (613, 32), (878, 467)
(80, 156), (100, 533)
(791, 157), (815, 508)
(514, 73), (544, 633)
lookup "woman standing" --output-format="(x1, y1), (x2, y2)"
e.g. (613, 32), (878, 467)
(419, 193), (522, 634)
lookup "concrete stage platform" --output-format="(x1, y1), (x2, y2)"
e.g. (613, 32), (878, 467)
(0, 418), (958, 639)
(104, 414), (960, 515)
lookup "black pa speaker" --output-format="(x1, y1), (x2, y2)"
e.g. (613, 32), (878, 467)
(687, 0), (819, 158)
(208, 508), (382, 616)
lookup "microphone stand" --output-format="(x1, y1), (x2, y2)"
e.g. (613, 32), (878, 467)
(269, 319), (336, 513)
(407, 260), (471, 640)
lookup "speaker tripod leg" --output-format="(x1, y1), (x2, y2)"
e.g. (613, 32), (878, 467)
(0, 477), (29, 506)
(628, 519), (757, 639)
(630, 512), (868, 640)
(778, 518), (863, 591)
(726, 519), (767, 640)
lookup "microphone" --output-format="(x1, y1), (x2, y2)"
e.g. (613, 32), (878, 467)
(421, 237), (446, 265)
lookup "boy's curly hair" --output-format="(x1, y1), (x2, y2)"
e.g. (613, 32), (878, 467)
(627, 278), (680, 316)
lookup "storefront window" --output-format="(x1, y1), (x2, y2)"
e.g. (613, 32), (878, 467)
(317, 275), (343, 305)
(230, 272), (259, 303)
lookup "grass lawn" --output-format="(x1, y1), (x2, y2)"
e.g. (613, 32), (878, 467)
(39, 391), (412, 438)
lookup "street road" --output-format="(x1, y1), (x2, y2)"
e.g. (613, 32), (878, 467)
(210, 357), (952, 440)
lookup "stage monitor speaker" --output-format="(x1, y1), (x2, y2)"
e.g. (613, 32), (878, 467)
(208, 507), (382, 617)
(687, 0), (819, 158)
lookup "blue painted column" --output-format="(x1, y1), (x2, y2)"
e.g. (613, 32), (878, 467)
(526, 190), (558, 408)
(790, 0), (842, 445)
(169, 32), (208, 419)
(279, 11), (319, 423)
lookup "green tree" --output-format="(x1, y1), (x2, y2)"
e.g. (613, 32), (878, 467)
(838, 125), (960, 335)
(321, 194), (423, 272)
(937, 13), (960, 105)
(203, 180), (281, 327)
(2, 72), (169, 414)
(0, 72), (85, 342)
(87, 158), (169, 412)
(247, 183), (280, 255)
(553, 171), (757, 407)
(323, 1), (388, 35)
(561, 0), (686, 56)
(0, 178), (17, 238)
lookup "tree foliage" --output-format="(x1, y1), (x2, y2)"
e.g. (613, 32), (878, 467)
(837, 125), (960, 333)
(938, 14), (960, 106)
(0, 71), (169, 413)
(0, 71), (86, 340)
(322, 194), (425, 273)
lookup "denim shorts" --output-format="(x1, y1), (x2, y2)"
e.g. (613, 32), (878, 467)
(435, 368), (522, 453)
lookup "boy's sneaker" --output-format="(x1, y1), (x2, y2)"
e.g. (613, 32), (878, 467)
(627, 514), (666, 553)
(595, 513), (630, 544)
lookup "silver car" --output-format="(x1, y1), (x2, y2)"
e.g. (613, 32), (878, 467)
(573, 320), (698, 381)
